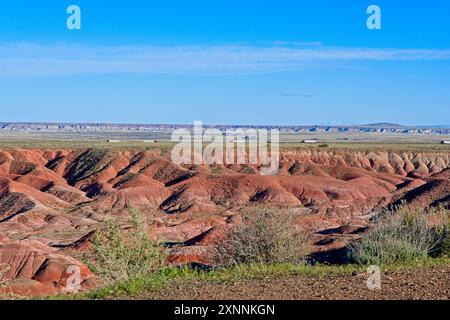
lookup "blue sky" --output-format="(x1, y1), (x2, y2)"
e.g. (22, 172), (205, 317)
(0, 0), (449, 125)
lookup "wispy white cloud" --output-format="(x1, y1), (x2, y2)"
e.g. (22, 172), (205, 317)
(282, 93), (318, 98)
(1, 42), (450, 78)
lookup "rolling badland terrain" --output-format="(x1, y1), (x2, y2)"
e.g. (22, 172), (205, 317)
(0, 144), (448, 297)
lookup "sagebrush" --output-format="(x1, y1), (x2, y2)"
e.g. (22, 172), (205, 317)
(87, 206), (167, 285)
(215, 206), (311, 266)
(0, 263), (10, 290)
(350, 205), (449, 265)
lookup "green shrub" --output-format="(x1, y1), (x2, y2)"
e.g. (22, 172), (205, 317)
(350, 206), (449, 265)
(87, 206), (167, 285)
(214, 206), (311, 266)
(438, 218), (450, 258)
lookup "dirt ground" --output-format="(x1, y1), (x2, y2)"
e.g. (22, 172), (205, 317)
(146, 266), (450, 300)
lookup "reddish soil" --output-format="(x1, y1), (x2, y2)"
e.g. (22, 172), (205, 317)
(146, 266), (450, 300)
(0, 148), (449, 296)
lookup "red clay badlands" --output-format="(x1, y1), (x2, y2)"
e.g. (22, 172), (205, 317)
(0, 148), (449, 296)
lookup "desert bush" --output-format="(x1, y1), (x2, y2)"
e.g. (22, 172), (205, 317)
(350, 205), (449, 265)
(435, 209), (450, 258)
(318, 144), (329, 148)
(87, 206), (167, 285)
(0, 263), (10, 290)
(0, 264), (12, 299)
(214, 207), (311, 266)
(440, 233), (450, 258)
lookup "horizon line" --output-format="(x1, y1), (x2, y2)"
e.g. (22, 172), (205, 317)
(1, 121), (449, 129)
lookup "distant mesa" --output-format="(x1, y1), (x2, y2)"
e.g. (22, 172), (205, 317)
(0, 122), (449, 135)
(362, 122), (403, 127)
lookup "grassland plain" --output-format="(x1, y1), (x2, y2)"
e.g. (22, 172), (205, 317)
(1, 130), (450, 151)
(1, 139), (450, 154)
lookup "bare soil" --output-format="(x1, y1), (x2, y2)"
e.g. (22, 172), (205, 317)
(147, 266), (450, 300)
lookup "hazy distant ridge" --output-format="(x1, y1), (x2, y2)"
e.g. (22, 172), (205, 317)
(0, 122), (449, 135)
